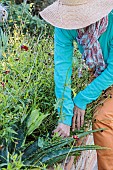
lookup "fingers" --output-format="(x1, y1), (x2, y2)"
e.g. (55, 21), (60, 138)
(73, 107), (80, 130)
(73, 106), (85, 130)
(61, 132), (69, 138)
(80, 114), (85, 127)
(77, 112), (80, 130)
(72, 111), (77, 131)
(53, 123), (70, 138)
(53, 127), (60, 134)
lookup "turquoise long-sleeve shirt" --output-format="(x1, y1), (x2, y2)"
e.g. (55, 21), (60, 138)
(54, 10), (113, 126)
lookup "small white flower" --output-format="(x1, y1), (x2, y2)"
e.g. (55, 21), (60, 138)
(0, 4), (8, 23)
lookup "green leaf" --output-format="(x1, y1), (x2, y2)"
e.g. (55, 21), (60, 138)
(38, 137), (44, 148)
(6, 127), (17, 135)
(23, 128), (105, 165)
(27, 109), (49, 135)
(39, 145), (107, 165)
(27, 109), (40, 128)
(77, 128), (106, 138)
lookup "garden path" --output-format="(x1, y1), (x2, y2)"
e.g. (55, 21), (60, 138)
(74, 133), (98, 170)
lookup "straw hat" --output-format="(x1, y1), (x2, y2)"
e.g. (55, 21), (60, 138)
(39, 0), (113, 29)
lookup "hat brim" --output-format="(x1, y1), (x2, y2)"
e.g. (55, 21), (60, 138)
(39, 0), (113, 29)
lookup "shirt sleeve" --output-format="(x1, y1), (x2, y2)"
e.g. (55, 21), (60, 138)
(54, 27), (74, 126)
(73, 38), (113, 110)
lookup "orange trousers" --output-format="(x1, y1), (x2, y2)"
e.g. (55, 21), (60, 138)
(93, 86), (113, 170)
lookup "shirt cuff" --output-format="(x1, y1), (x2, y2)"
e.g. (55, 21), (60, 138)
(73, 93), (87, 110)
(58, 115), (73, 126)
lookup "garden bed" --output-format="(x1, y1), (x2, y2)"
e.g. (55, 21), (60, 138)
(0, 1), (101, 169)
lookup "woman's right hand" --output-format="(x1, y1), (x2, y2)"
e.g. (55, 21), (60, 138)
(53, 123), (70, 138)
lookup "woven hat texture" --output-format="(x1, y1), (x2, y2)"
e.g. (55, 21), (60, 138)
(39, 0), (113, 29)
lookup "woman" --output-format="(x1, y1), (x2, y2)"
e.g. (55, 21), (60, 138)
(40, 0), (113, 169)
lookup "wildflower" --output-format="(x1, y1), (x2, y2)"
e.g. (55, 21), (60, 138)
(4, 70), (10, 74)
(21, 45), (28, 51)
(1, 82), (5, 87)
(73, 135), (79, 141)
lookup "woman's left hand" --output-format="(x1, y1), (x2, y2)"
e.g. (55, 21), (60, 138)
(72, 105), (85, 131)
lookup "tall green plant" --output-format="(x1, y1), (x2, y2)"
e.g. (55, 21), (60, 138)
(0, 127), (107, 169)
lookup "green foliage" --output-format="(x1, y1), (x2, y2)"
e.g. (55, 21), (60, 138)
(22, 129), (106, 166)
(27, 109), (49, 136)
(1, 153), (24, 170)
(0, 128), (105, 168)
(0, 1), (102, 169)
(1, 0), (44, 33)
